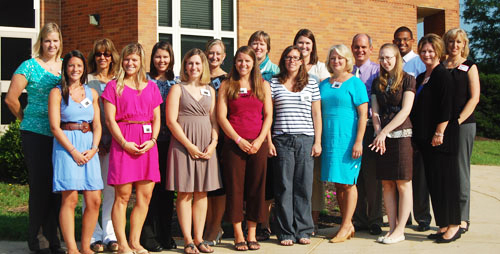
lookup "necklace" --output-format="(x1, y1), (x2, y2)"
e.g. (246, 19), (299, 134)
(69, 84), (85, 102)
(445, 57), (464, 68)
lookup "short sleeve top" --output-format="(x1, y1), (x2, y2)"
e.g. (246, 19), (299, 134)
(308, 61), (330, 83)
(371, 73), (416, 131)
(101, 80), (163, 122)
(270, 77), (321, 136)
(448, 60), (476, 124)
(14, 58), (61, 136)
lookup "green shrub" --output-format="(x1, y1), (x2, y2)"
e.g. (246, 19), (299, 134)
(0, 120), (28, 184)
(476, 73), (500, 139)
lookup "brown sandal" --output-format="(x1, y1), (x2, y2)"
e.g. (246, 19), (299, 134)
(234, 241), (248, 251)
(247, 241), (260, 250)
(196, 241), (214, 253)
(184, 243), (198, 254)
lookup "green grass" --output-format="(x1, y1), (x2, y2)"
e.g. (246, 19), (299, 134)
(471, 140), (500, 166)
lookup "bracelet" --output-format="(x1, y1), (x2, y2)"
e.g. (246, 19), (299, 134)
(434, 132), (444, 137)
(236, 136), (242, 144)
(91, 145), (98, 150)
(121, 140), (127, 148)
(69, 147), (76, 153)
(151, 137), (157, 144)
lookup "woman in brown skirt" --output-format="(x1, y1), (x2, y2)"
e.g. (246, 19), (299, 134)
(370, 43), (416, 244)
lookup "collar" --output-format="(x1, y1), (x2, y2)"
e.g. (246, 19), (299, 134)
(403, 50), (418, 63)
(260, 55), (270, 70)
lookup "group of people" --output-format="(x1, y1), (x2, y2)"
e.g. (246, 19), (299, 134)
(4, 21), (479, 254)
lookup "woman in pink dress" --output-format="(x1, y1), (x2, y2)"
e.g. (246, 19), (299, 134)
(101, 43), (162, 254)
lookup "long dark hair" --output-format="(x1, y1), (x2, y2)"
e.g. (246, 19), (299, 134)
(61, 50), (88, 105)
(293, 28), (318, 65)
(87, 38), (119, 76)
(277, 45), (309, 92)
(149, 41), (175, 80)
(226, 46), (265, 101)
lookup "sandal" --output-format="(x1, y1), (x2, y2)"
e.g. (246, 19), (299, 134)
(135, 249), (149, 254)
(280, 239), (294, 246)
(90, 241), (105, 253)
(298, 238), (311, 245)
(234, 241), (248, 251)
(184, 243), (199, 254)
(247, 241), (260, 250)
(196, 241), (214, 253)
(107, 241), (119, 252)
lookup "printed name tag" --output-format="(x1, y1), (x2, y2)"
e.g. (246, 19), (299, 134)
(458, 64), (470, 72)
(80, 98), (92, 108)
(239, 88), (248, 94)
(331, 81), (342, 89)
(143, 124), (152, 133)
(100, 83), (106, 91)
(300, 92), (312, 102)
(200, 88), (211, 96)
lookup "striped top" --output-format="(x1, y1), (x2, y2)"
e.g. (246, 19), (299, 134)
(270, 77), (321, 136)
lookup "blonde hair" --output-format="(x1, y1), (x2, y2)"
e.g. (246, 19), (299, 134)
(226, 46), (265, 101)
(418, 33), (445, 61)
(180, 48), (211, 86)
(205, 39), (226, 55)
(326, 44), (354, 74)
(88, 38), (119, 76)
(33, 22), (63, 58)
(115, 43), (148, 96)
(377, 44), (404, 93)
(443, 28), (470, 58)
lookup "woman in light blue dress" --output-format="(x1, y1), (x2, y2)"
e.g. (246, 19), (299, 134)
(319, 44), (368, 243)
(48, 50), (103, 254)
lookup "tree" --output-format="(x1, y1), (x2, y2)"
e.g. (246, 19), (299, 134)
(463, 0), (500, 74)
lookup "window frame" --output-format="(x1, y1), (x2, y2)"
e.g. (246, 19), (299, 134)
(157, 0), (237, 75)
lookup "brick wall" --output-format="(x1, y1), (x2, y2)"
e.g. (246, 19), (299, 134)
(238, 0), (460, 64)
(41, 0), (61, 27)
(60, 0), (139, 63)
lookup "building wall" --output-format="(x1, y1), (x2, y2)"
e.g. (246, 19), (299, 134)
(41, 0), (61, 26)
(238, 0), (460, 64)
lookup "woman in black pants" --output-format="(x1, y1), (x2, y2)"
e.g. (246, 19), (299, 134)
(411, 33), (461, 243)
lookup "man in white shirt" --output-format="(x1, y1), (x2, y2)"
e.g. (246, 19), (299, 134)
(393, 26), (431, 232)
(393, 26), (426, 77)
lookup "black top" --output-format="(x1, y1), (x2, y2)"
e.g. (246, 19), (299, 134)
(411, 63), (458, 153)
(371, 72), (416, 131)
(447, 59), (476, 124)
(210, 74), (228, 91)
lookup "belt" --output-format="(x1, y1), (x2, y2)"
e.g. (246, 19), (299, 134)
(60, 122), (92, 133)
(386, 128), (412, 138)
(118, 120), (152, 124)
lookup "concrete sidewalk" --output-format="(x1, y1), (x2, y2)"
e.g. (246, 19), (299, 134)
(1, 165), (499, 254)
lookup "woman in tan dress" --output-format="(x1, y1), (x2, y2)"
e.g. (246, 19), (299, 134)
(166, 48), (221, 254)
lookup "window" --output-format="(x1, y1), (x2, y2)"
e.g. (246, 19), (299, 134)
(157, 0), (237, 74)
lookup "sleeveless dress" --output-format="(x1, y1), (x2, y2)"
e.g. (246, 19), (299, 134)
(52, 85), (103, 192)
(101, 80), (163, 185)
(319, 76), (369, 185)
(166, 85), (222, 192)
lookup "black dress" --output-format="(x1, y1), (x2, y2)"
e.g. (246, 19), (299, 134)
(410, 63), (461, 227)
(371, 73), (416, 180)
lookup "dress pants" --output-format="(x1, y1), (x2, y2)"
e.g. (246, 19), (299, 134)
(273, 134), (314, 241)
(457, 123), (475, 222)
(141, 140), (175, 246)
(21, 131), (62, 252)
(82, 152), (117, 244)
(353, 125), (383, 228)
(411, 146), (432, 226)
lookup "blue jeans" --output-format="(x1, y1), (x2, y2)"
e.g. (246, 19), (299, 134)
(273, 134), (314, 241)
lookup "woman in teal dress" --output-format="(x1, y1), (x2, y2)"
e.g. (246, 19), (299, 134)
(319, 44), (368, 243)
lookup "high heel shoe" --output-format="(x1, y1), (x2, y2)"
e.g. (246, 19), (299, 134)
(329, 227), (354, 243)
(436, 229), (462, 243)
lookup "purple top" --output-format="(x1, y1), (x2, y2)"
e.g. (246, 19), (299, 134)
(353, 60), (379, 117)
(228, 91), (264, 140)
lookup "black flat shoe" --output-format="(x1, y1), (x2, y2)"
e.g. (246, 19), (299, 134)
(369, 224), (382, 235)
(143, 240), (164, 252)
(427, 232), (445, 240)
(416, 223), (431, 232)
(161, 237), (177, 250)
(435, 230), (462, 243)
(460, 221), (470, 234)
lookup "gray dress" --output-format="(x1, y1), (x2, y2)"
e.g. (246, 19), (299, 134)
(166, 84), (221, 192)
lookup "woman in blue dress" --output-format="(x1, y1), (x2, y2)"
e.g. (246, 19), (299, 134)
(319, 44), (368, 243)
(48, 50), (103, 254)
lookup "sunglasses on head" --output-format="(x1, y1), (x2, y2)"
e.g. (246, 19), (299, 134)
(95, 52), (111, 57)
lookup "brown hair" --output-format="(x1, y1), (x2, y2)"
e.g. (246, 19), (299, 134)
(418, 33), (445, 61)
(88, 38), (119, 76)
(60, 50), (88, 105)
(149, 41), (175, 80)
(293, 28), (318, 65)
(226, 46), (265, 101)
(377, 43), (404, 93)
(180, 48), (211, 86)
(277, 46), (309, 92)
(247, 30), (271, 53)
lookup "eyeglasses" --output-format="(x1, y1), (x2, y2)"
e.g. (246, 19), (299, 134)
(378, 56), (395, 62)
(95, 52), (111, 57)
(285, 56), (301, 62)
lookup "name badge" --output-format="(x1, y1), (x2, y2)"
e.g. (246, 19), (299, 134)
(331, 81), (342, 89)
(200, 88), (211, 96)
(100, 83), (106, 91)
(300, 92), (312, 102)
(80, 98), (92, 108)
(143, 124), (152, 133)
(458, 64), (469, 72)
(212, 78), (221, 90)
(239, 88), (248, 94)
